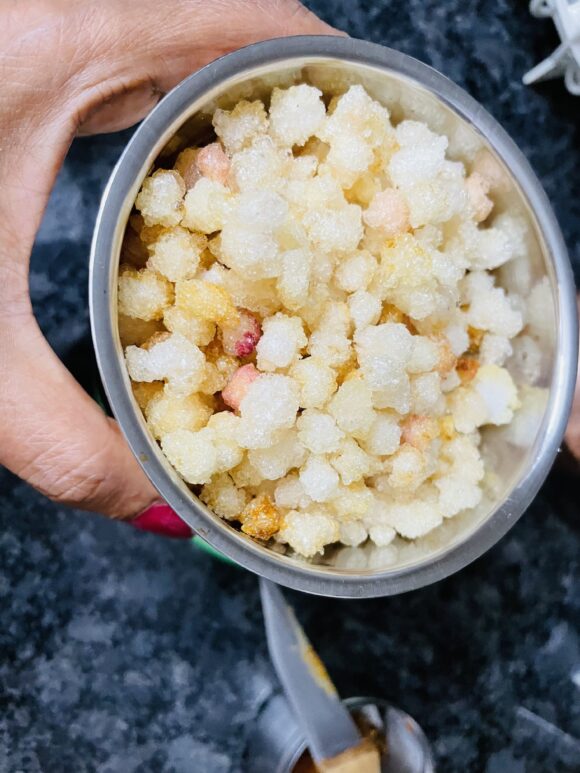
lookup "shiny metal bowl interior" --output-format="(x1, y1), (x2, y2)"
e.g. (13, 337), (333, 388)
(90, 37), (577, 597)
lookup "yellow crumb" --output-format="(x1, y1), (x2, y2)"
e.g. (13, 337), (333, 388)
(433, 335), (457, 375)
(439, 415), (456, 440)
(175, 279), (240, 326)
(132, 381), (164, 412)
(379, 302), (416, 333)
(139, 223), (168, 245)
(456, 355), (480, 385)
(141, 331), (171, 350)
(467, 326), (485, 354)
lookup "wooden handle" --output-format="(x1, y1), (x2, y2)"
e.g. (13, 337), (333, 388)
(317, 739), (381, 773)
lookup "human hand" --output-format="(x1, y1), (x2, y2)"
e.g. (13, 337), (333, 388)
(0, 0), (338, 531)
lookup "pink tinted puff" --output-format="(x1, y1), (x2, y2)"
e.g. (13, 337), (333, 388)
(221, 311), (261, 357)
(222, 364), (260, 411)
(363, 188), (410, 237)
(196, 142), (230, 185)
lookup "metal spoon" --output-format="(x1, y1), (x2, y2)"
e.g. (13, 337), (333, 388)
(260, 578), (434, 772)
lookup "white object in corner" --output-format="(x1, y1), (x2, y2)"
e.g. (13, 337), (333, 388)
(523, 0), (580, 94)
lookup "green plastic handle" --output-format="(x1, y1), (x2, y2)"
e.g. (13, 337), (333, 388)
(191, 535), (238, 565)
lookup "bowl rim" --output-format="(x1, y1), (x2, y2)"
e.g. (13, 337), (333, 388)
(89, 35), (578, 598)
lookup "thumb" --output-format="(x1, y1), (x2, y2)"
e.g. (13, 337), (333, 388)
(73, 0), (342, 135)
(0, 313), (158, 518)
(0, 103), (159, 522)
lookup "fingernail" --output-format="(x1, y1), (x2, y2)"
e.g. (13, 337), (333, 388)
(131, 502), (193, 539)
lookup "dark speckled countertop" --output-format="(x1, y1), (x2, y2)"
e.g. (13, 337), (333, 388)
(1, 2), (579, 771)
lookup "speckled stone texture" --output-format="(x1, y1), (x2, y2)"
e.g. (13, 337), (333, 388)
(1, 1), (579, 771)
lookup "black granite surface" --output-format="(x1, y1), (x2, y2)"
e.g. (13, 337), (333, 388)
(1, 1), (579, 771)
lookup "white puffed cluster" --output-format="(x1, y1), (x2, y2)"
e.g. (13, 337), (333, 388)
(238, 374), (300, 449)
(257, 313), (307, 371)
(125, 332), (206, 398)
(269, 84), (326, 148)
(118, 267), (173, 321)
(135, 170), (185, 227)
(120, 82), (547, 559)
(147, 227), (206, 282)
(161, 412), (243, 485)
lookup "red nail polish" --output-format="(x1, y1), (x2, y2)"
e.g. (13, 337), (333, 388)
(131, 502), (193, 539)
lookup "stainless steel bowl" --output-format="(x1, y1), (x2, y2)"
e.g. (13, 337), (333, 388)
(89, 36), (578, 598)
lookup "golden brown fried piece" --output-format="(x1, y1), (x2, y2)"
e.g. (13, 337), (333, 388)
(239, 494), (282, 540)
